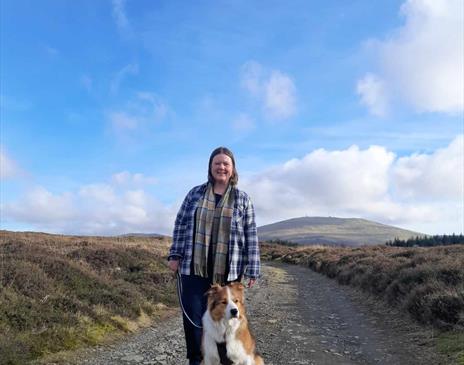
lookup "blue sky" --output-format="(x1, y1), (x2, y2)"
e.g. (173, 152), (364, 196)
(1, 0), (463, 236)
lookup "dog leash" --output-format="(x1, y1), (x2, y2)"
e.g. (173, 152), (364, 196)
(176, 271), (203, 329)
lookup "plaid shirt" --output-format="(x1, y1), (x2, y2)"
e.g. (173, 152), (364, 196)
(169, 183), (260, 281)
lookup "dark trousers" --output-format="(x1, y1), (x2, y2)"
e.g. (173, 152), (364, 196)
(180, 274), (211, 362)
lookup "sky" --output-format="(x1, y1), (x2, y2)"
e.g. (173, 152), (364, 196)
(1, 0), (463, 236)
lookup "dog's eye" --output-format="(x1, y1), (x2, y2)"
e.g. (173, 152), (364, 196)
(234, 299), (239, 303)
(221, 300), (227, 305)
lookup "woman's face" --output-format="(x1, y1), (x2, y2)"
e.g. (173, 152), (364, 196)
(211, 153), (233, 185)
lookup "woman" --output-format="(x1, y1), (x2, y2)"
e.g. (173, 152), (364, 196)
(168, 146), (260, 365)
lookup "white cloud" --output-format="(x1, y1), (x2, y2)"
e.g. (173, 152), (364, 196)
(242, 145), (396, 220)
(241, 61), (297, 120)
(358, 0), (464, 114)
(4, 187), (75, 224)
(0, 148), (23, 180)
(135, 92), (168, 120)
(112, 0), (131, 35)
(241, 61), (264, 97)
(107, 91), (169, 134)
(110, 63), (139, 94)
(393, 134), (464, 200)
(2, 182), (174, 236)
(264, 71), (297, 119)
(79, 184), (117, 204)
(356, 73), (388, 117)
(108, 111), (139, 130)
(232, 114), (255, 133)
(2, 136), (462, 235)
(242, 135), (463, 234)
(112, 171), (158, 186)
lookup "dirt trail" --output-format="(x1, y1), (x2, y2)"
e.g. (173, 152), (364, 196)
(250, 262), (445, 365)
(61, 262), (447, 365)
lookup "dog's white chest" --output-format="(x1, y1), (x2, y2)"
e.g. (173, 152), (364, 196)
(226, 338), (251, 364)
(225, 321), (254, 365)
(202, 311), (227, 343)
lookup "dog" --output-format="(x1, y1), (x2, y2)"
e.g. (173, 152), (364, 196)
(202, 282), (264, 365)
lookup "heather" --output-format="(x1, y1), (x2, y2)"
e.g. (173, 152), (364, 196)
(261, 242), (464, 330)
(262, 242), (464, 363)
(0, 231), (176, 365)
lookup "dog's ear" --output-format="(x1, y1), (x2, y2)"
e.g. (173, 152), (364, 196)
(229, 282), (246, 304)
(229, 282), (245, 291)
(205, 283), (221, 297)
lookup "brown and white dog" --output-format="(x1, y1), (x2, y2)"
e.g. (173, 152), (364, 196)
(202, 282), (264, 365)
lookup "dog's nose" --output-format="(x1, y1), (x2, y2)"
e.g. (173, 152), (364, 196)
(230, 308), (238, 317)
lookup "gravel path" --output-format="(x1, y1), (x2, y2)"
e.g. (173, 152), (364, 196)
(61, 262), (447, 365)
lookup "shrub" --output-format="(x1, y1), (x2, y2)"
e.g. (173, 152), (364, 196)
(0, 230), (175, 363)
(261, 241), (464, 330)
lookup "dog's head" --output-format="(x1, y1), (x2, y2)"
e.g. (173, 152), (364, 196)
(206, 282), (246, 322)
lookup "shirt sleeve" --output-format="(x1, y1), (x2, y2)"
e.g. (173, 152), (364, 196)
(243, 195), (261, 279)
(168, 190), (191, 261)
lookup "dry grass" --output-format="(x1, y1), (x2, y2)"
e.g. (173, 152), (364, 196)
(0, 230), (176, 365)
(261, 242), (464, 330)
(261, 242), (464, 363)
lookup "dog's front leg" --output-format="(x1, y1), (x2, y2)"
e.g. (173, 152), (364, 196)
(202, 356), (220, 365)
(202, 335), (221, 365)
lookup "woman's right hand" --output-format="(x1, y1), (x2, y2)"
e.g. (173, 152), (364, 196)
(168, 259), (180, 272)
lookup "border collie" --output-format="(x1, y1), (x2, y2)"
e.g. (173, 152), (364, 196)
(202, 282), (264, 365)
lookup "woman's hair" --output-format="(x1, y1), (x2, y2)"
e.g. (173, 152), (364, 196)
(208, 146), (238, 186)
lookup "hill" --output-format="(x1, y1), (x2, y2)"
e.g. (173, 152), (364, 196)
(119, 233), (168, 238)
(258, 216), (423, 246)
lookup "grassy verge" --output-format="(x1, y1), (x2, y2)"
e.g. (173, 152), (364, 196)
(0, 231), (176, 365)
(437, 331), (464, 365)
(261, 242), (464, 362)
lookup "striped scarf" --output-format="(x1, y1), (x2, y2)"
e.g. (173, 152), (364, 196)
(193, 182), (235, 284)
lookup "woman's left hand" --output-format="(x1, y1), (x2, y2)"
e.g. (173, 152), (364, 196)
(247, 278), (256, 288)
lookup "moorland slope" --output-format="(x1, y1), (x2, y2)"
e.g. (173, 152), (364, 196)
(0, 230), (176, 365)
